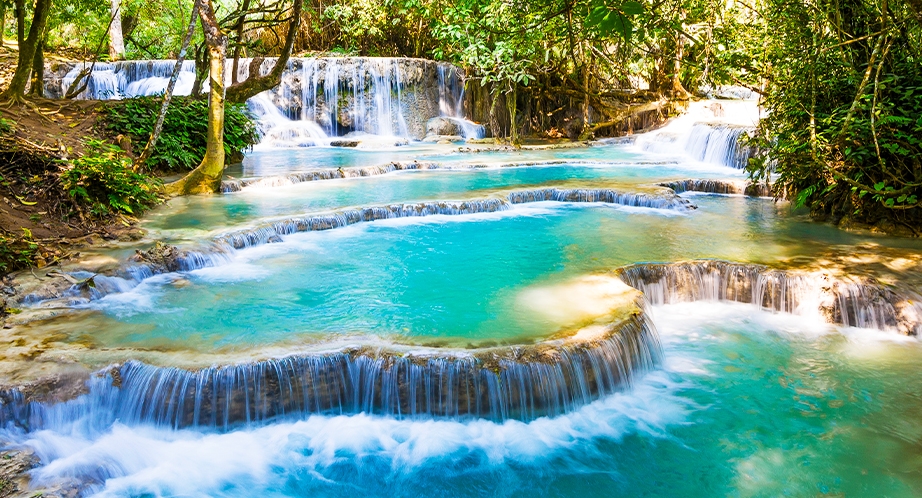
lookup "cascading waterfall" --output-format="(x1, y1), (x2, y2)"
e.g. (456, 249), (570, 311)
(57, 60), (198, 100)
(48, 57), (478, 143)
(683, 124), (754, 169)
(239, 58), (415, 142)
(640, 124), (755, 169)
(0, 309), (662, 430)
(616, 260), (922, 335)
(634, 100), (760, 168)
(433, 64), (485, 139)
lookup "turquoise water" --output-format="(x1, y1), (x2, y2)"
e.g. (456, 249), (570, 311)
(88, 194), (920, 351)
(7, 138), (922, 496)
(19, 303), (922, 496)
(146, 145), (738, 240)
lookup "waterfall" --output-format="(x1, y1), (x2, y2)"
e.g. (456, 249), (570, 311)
(0, 310), (662, 430)
(683, 124), (753, 169)
(50, 57), (474, 143)
(634, 100), (760, 168)
(616, 261), (922, 335)
(659, 179), (772, 197)
(59, 60), (198, 100)
(431, 64), (485, 139)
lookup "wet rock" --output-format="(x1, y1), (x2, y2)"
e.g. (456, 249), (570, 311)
(426, 116), (463, 136)
(329, 140), (360, 147)
(0, 447), (39, 498)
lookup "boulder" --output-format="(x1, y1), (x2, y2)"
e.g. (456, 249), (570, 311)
(426, 117), (463, 137)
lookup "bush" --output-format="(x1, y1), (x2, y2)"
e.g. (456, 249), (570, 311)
(62, 140), (162, 217)
(0, 228), (39, 273)
(102, 97), (259, 172)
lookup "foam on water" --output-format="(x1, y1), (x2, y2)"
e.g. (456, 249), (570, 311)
(9, 369), (691, 497)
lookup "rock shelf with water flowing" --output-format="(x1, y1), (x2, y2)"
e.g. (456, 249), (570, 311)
(17, 186), (695, 306)
(1, 276), (661, 428)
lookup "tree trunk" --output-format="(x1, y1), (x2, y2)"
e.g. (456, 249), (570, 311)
(134, 0), (200, 170)
(14, 0), (24, 47)
(28, 36), (43, 96)
(506, 86), (519, 146)
(108, 0), (126, 60)
(488, 89), (502, 142)
(165, 0), (227, 195)
(191, 43), (209, 96)
(2, 0), (52, 99)
(0, 3), (7, 48)
(224, 0), (301, 103)
(671, 32), (689, 97)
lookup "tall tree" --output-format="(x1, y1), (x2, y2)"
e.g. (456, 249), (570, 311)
(109, 0), (126, 60)
(2, 0), (52, 99)
(165, 0), (227, 195)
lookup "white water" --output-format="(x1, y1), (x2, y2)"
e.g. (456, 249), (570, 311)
(633, 100), (761, 168)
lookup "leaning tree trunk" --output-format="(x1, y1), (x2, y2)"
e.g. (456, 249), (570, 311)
(2, 0), (52, 99)
(108, 0), (126, 60)
(165, 0), (227, 195)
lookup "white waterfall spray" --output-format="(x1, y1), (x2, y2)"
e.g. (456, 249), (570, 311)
(634, 100), (760, 169)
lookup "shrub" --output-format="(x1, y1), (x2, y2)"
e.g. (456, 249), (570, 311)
(102, 96), (259, 172)
(62, 140), (162, 217)
(0, 228), (39, 273)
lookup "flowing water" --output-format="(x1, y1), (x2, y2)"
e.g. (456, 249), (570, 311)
(8, 69), (922, 495)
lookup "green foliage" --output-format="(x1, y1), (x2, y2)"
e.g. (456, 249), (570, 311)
(0, 228), (40, 273)
(0, 118), (14, 135)
(747, 0), (922, 228)
(62, 139), (161, 217)
(102, 97), (259, 172)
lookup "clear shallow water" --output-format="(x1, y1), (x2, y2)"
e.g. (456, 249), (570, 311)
(146, 145), (742, 240)
(13, 304), (922, 497)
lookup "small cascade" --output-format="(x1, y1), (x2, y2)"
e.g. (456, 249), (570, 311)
(0, 311), (662, 430)
(683, 124), (754, 169)
(507, 187), (695, 211)
(211, 188), (692, 251)
(56, 60), (197, 99)
(634, 100), (760, 168)
(616, 261), (922, 335)
(659, 179), (772, 197)
(432, 64), (485, 139)
(246, 93), (329, 148)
